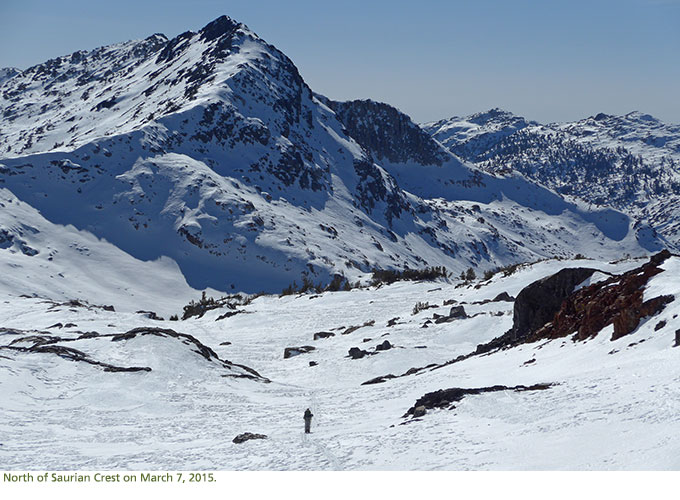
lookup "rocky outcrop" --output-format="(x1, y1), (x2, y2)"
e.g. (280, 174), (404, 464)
(361, 374), (397, 385)
(433, 305), (467, 324)
(404, 383), (553, 418)
(492, 291), (514, 302)
(136, 310), (163, 320)
(232, 432), (267, 444)
(326, 99), (448, 166)
(360, 252), (677, 388)
(528, 250), (675, 342)
(375, 340), (392, 351)
(342, 320), (375, 335)
(2, 326), (267, 380)
(348, 347), (372, 359)
(121, 327), (266, 380)
(10, 342), (152, 373)
(313, 331), (335, 340)
(509, 267), (598, 342)
(477, 251), (675, 353)
(283, 346), (315, 358)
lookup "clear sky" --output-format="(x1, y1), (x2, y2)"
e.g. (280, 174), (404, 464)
(1, 0), (678, 124)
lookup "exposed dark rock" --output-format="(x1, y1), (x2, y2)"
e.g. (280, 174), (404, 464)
(404, 383), (553, 418)
(510, 267), (598, 342)
(309, 361), (317, 367)
(77, 331), (99, 339)
(200, 16), (240, 43)
(433, 305), (467, 324)
(675, 330), (680, 347)
(449, 305), (467, 318)
(92, 96), (117, 112)
(8, 334), (62, 346)
(475, 251), (674, 354)
(650, 249), (672, 265)
(283, 345), (315, 358)
(313, 331), (335, 340)
(215, 310), (241, 321)
(327, 99), (448, 166)
(232, 432), (267, 444)
(363, 252), (677, 388)
(342, 320), (375, 335)
(352, 157), (410, 224)
(375, 340), (392, 351)
(492, 291), (514, 302)
(654, 320), (666, 331)
(4, 338), (152, 373)
(348, 347), (371, 359)
(361, 374), (396, 385)
(110, 327), (266, 380)
(136, 310), (163, 320)
(412, 406), (427, 418)
(386, 317), (400, 327)
(529, 254), (674, 342)
(610, 295), (674, 340)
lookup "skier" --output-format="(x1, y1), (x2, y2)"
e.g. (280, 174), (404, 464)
(304, 408), (313, 434)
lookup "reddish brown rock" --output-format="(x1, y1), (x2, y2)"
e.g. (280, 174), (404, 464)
(527, 250), (674, 343)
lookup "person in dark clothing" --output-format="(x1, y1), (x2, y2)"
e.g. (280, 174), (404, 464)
(304, 408), (313, 434)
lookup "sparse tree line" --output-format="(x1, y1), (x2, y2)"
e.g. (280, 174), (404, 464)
(176, 257), (593, 320)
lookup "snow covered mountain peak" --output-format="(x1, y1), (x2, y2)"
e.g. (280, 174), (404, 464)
(0, 14), (310, 159)
(0, 67), (20, 86)
(424, 108), (680, 251)
(0, 15), (667, 295)
(623, 110), (661, 123)
(422, 108), (534, 158)
(198, 15), (241, 36)
(466, 108), (525, 125)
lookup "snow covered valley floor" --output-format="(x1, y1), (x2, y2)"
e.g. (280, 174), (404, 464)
(1, 255), (679, 470)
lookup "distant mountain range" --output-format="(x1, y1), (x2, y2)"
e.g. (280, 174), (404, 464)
(423, 109), (680, 251)
(0, 15), (676, 294)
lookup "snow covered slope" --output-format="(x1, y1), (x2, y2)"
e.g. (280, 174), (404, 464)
(0, 16), (661, 295)
(423, 110), (680, 250)
(1, 253), (678, 469)
(0, 188), (215, 316)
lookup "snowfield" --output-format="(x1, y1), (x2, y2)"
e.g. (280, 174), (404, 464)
(1, 255), (678, 470)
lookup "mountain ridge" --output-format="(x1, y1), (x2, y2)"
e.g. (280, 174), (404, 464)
(422, 108), (680, 252)
(0, 15), (668, 295)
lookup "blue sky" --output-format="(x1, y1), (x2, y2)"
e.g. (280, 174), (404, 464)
(1, 0), (678, 123)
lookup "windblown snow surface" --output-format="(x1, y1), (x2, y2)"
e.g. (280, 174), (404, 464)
(1, 255), (679, 470)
